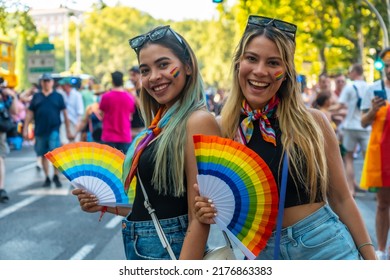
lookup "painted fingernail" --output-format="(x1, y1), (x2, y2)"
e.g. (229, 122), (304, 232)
(208, 199), (213, 203)
(210, 204), (215, 208)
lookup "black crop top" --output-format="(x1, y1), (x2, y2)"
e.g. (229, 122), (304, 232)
(128, 140), (188, 221)
(242, 115), (323, 208)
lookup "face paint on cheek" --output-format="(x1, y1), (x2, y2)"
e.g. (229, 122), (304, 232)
(274, 71), (284, 81)
(170, 67), (180, 78)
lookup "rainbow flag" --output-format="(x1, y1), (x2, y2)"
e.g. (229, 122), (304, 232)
(360, 103), (390, 189)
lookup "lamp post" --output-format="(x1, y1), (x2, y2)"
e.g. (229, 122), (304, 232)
(64, 14), (70, 71)
(362, 0), (389, 48)
(70, 15), (81, 74)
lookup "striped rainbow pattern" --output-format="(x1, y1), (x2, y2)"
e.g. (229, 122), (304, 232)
(193, 134), (278, 259)
(45, 142), (135, 207)
(361, 103), (390, 190)
(170, 66), (180, 78)
(274, 71), (284, 80)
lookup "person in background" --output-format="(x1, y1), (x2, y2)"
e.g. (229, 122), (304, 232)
(333, 73), (347, 98)
(127, 66), (145, 138)
(312, 90), (337, 132)
(194, 15), (376, 260)
(335, 63), (370, 197)
(79, 77), (97, 141)
(98, 71), (136, 153)
(72, 25), (221, 260)
(58, 77), (84, 144)
(361, 47), (390, 260)
(80, 77), (96, 110)
(23, 73), (73, 188)
(0, 78), (17, 202)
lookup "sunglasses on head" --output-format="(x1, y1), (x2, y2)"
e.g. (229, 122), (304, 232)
(129, 25), (186, 53)
(246, 15), (297, 42)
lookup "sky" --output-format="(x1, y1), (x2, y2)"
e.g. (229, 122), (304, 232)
(19, 0), (233, 21)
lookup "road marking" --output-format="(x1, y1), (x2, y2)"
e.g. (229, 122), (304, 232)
(21, 187), (72, 196)
(105, 215), (123, 229)
(12, 162), (37, 173)
(6, 157), (36, 162)
(69, 244), (96, 260)
(0, 196), (43, 219)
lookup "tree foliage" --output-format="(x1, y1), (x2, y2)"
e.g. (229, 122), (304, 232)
(1, 0), (389, 89)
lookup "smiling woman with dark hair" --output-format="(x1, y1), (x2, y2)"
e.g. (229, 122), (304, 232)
(72, 26), (221, 260)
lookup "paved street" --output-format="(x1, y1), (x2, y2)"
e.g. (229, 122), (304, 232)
(0, 142), (383, 260)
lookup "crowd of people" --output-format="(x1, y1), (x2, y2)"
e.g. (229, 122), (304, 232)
(1, 15), (389, 261)
(0, 67), (142, 195)
(296, 49), (390, 260)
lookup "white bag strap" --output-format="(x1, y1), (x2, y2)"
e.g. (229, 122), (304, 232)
(137, 169), (177, 260)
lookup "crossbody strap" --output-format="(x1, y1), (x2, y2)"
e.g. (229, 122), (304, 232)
(352, 84), (359, 98)
(273, 152), (289, 260)
(136, 169), (177, 260)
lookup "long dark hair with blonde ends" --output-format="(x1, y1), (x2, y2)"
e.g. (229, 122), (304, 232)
(135, 27), (206, 197)
(221, 26), (328, 202)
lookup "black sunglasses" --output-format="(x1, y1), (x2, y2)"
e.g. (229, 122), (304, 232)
(246, 15), (297, 41)
(129, 25), (186, 52)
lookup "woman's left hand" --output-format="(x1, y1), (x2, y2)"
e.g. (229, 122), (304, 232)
(193, 183), (217, 224)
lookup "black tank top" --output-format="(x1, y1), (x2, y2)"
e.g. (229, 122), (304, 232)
(242, 116), (323, 208)
(128, 140), (188, 221)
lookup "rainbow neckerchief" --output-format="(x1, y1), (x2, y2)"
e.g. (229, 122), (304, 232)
(238, 97), (279, 146)
(123, 107), (171, 192)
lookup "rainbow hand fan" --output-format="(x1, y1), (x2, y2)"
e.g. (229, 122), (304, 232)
(193, 134), (278, 260)
(45, 142), (135, 207)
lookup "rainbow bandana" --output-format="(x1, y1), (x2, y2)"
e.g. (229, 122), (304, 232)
(123, 106), (170, 191)
(239, 96), (279, 146)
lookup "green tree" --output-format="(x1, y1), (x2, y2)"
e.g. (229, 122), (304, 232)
(15, 30), (29, 91)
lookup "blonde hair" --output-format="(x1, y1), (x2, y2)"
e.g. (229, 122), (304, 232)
(221, 27), (328, 202)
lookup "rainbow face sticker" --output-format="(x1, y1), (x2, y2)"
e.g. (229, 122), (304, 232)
(274, 71), (284, 81)
(170, 67), (180, 78)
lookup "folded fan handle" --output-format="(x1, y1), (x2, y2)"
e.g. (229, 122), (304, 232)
(137, 169), (177, 260)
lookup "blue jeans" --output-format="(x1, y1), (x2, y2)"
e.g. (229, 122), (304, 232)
(34, 130), (61, 156)
(256, 204), (361, 260)
(122, 214), (188, 260)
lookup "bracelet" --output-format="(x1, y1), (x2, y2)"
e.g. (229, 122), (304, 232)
(98, 206), (108, 222)
(115, 206), (119, 216)
(357, 242), (374, 251)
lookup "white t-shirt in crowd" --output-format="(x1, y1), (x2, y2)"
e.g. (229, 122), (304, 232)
(361, 79), (390, 111)
(338, 80), (370, 131)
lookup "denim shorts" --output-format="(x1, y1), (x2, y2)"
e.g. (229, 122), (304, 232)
(34, 130), (61, 156)
(256, 204), (361, 260)
(122, 214), (188, 260)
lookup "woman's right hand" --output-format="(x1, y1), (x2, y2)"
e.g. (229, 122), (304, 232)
(193, 183), (217, 224)
(71, 189), (102, 213)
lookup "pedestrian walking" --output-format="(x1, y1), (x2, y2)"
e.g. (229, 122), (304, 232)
(98, 71), (136, 154)
(58, 77), (84, 144)
(0, 80), (17, 202)
(23, 73), (74, 188)
(361, 47), (390, 260)
(72, 25), (221, 259)
(336, 63), (370, 197)
(194, 15), (376, 260)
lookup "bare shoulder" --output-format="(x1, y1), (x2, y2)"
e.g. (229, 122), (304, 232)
(187, 110), (221, 135)
(307, 107), (325, 121)
(307, 108), (337, 140)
